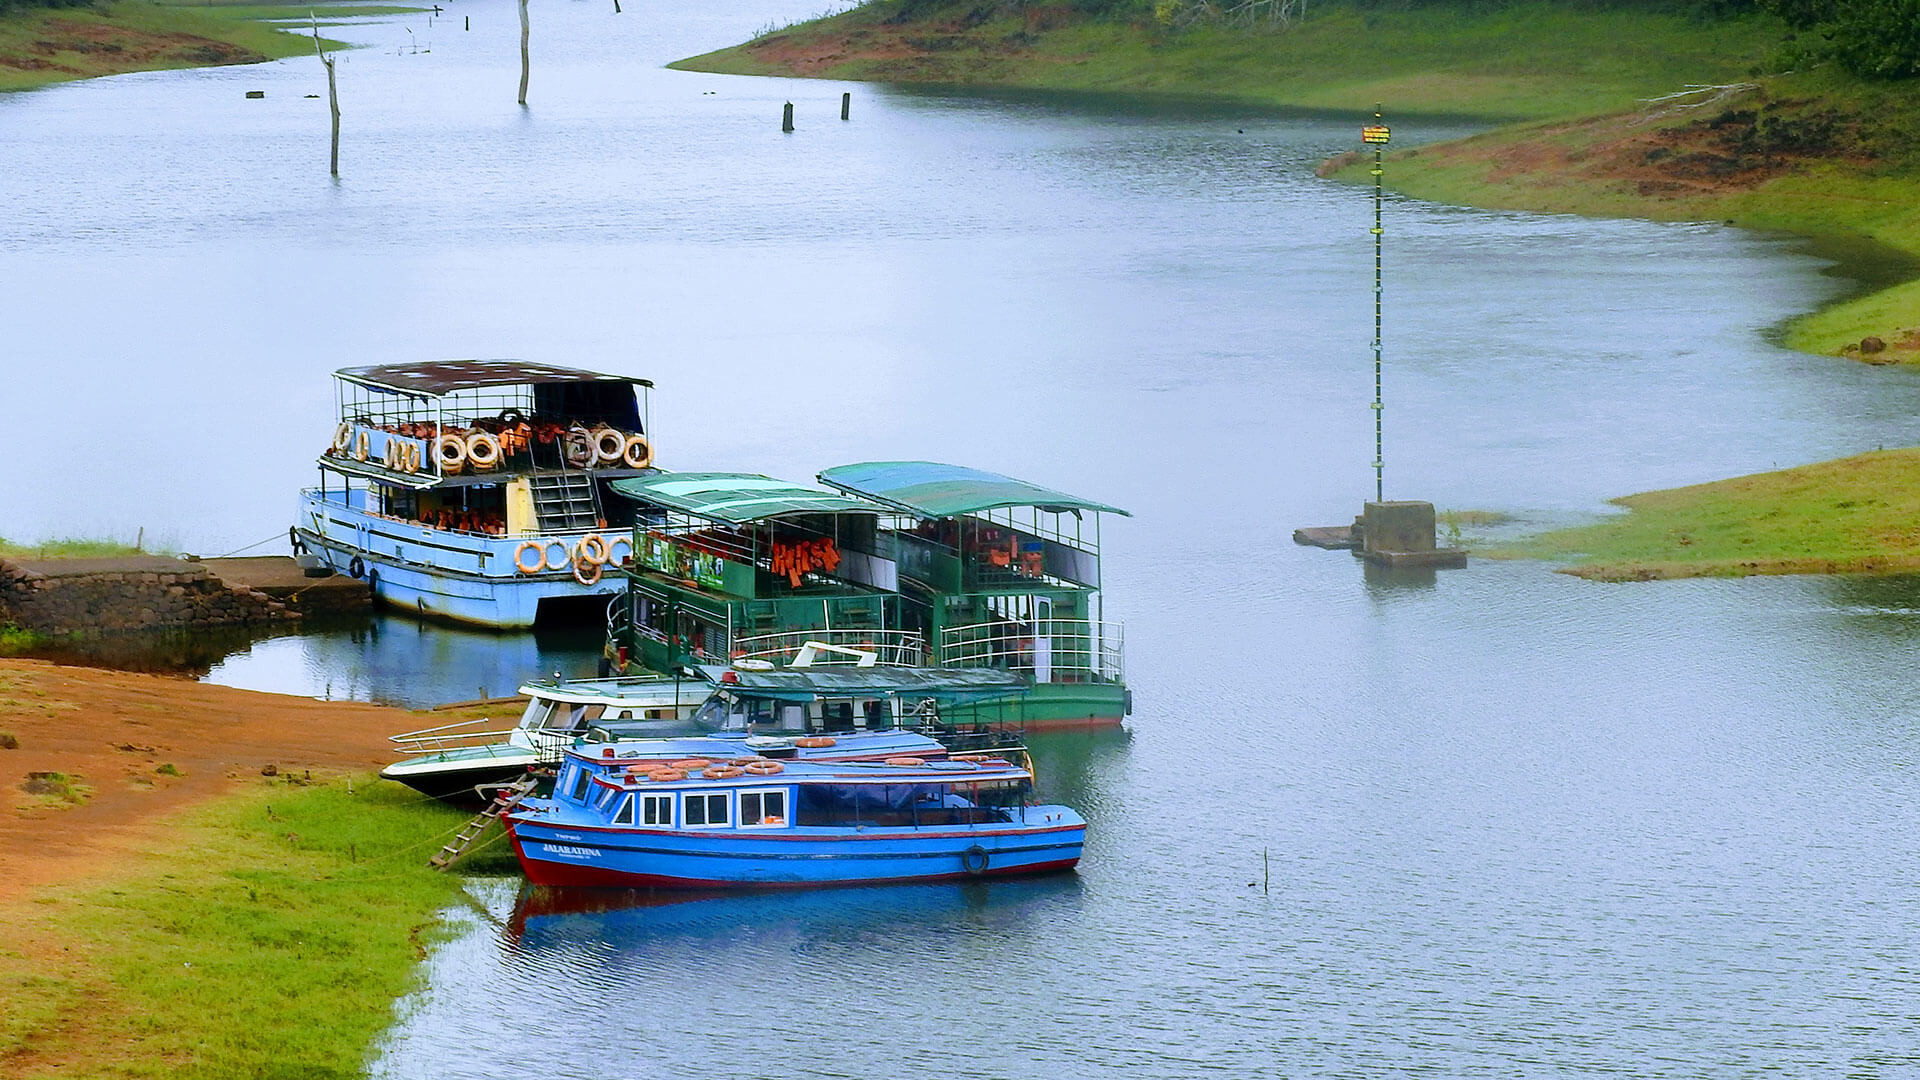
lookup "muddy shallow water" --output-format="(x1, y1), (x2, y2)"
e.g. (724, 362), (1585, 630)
(7, 0), (1920, 1073)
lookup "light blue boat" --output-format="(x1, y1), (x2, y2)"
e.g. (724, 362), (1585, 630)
(296, 360), (657, 629)
(504, 749), (1085, 890)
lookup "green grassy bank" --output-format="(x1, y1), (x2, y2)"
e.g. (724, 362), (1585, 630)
(678, 3), (1783, 123)
(0, 1), (363, 93)
(1507, 449), (1920, 581)
(0, 777), (504, 1078)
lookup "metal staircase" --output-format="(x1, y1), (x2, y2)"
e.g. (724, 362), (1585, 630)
(429, 774), (539, 870)
(529, 473), (600, 531)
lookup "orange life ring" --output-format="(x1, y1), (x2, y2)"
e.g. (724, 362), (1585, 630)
(607, 535), (633, 567)
(572, 557), (603, 586)
(884, 757), (926, 767)
(669, 758), (712, 770)
(644, 769), (687, 783)
(794, 737), (837, 749)
(465, 432), (502, 470)
(744, 760), (784, 776)
(703, 765), (745, 779)
(513, 541), (545, 575)
(622, 434), (653, 469)
(577, 533), (610, 566)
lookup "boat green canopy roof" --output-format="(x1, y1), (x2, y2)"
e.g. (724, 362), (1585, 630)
(692, 665), (1030, 703)
(609, 472), (889, 525)
(817, 461), (1129, 519)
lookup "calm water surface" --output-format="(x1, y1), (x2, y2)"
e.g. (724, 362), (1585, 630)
(7, 0), (1920, 1074)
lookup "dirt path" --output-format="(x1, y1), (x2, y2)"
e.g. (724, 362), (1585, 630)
(0, 658), (434, 905)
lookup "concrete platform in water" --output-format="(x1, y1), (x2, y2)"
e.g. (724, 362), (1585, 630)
(200, 556), (371, 616)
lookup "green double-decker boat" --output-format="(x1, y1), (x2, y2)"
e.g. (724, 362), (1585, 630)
(601, 461), (1129, 730)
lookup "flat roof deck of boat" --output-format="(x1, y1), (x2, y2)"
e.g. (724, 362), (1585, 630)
(694, 665), (1029, 702)
(609, 472), (889, 524)
(519, 676), (712, 704)
(817, 461), (1129, 518)
(581, 757), (1031, 785)
(336, 359), (653, 396)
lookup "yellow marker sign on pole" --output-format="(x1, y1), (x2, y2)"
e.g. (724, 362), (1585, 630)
(1361, 125), (1391, 144)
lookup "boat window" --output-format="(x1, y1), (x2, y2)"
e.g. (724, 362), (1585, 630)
(552, 704), (606, 733)
(594, 784), (620, 812)
(569, 765), (593, 803)
(682, 792), (730, 828)
(613, 795), (636, 825)
(641, 793), (673, 827)
(740, 789), (787, 827)
(519, 699), (555, 729)
(691, 697), (730, 731)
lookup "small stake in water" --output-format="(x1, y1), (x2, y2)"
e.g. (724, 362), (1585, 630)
(1262, 848), (1270, 894)
(517, 0), (531, 105)
(464, 14), (469, 30)
(312, 13), (341, 177)
(1362, 106), (1391, 502)
(841, 92), (850, 121)
(782, 102), (794, 132)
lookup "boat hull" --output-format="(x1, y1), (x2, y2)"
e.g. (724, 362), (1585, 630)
(505, 817), (1084, 890)
(945, 681), (1129, 731)
(380, 755), (542, 804)
(298, 491), (618, 629)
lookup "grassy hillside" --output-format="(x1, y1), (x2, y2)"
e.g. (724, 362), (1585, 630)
(1510, 449), (1920, 580)
(678, 3), (1785, 123)
(0, 0), (359, 92)
(1331, 69), (1920, 363)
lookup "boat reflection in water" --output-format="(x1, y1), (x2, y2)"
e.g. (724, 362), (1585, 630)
(503, 873), (1088, 951)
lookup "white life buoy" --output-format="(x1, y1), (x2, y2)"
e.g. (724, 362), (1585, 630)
(543, 538), (572, 573)
(608, 535), (633, 567)
(466, 432), (502, 470)
(573, 557), (603, 586)
(435, 434), (467, 475)
(353, 430), (370, 462)
(332, 422), (353, 454)
(592, 427), (626, 466)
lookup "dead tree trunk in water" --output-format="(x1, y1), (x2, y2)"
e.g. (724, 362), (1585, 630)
(517, 0), (530, 105)
(313, 17), (340, 175)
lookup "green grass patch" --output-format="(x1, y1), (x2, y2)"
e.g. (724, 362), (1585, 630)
(678, 2), (1785, 123)
(1506, 448), (1920, 580)
(0, 625), (44, 655)
(0, 535), (151, 560)
(0, 776), (513, 1077)
(19, 770), (91, 806)
(0, 0), (348, 93)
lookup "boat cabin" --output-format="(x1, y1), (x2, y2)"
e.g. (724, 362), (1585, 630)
(297, 360), (660, 628)
(605, 472), (923, 673)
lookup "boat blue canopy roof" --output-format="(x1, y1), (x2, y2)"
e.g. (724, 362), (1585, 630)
(817, 461), (1129, 518)
(609, 472), (890, 524)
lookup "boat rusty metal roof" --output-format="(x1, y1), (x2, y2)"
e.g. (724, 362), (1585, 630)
(336, 360), (653, 395)
(609, 472), (889, 524)
(817, 461), (1129, 519)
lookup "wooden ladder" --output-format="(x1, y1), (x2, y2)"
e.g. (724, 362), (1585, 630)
(430, 774), (538, 871)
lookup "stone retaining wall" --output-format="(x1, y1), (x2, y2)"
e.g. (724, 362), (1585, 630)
(0, 556), (297, 636)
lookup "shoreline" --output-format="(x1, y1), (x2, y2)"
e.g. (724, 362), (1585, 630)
(0, 658), (499, 1076)
(0, 1), (360, 94)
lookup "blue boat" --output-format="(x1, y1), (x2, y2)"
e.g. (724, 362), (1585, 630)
(295, 360), (658, 629)
(504, 749), (1085, 890)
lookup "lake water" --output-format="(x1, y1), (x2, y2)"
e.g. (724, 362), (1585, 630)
(8, 0), (1920, 1073)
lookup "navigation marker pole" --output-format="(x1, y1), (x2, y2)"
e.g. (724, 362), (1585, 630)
(1363, 105), (1390, 503)
(1288, 106), (1464, 569)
